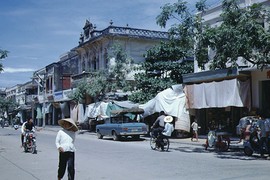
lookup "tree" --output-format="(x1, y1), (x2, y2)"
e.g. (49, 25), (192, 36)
(0, 96), (17, 119)
(198, 0), (270, 69)
(69, 71), (108, 104)
(107, 43), (134, 91)
(70, 43), (134, 103)
(0, 49), (8, 73)
(128, 0), (204, 103)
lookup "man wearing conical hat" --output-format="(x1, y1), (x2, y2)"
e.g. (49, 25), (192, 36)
(55, 118), (78, 180)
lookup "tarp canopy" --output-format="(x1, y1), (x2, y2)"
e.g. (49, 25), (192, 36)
(111, 107), (144, 115)
(85, 101), (139, 120)
(105, 101), (139, 116)
(184, 78), (251, 109)
(140, 86), (190, 132)
(87, 101), (109, 119)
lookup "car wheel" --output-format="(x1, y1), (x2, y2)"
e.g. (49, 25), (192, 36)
(244, 146), (253, 156)
(112, 131), (120, 141)
(132, 135), (140, 140)
(97, 131), (103, 139)
(150, 136), (157, 150)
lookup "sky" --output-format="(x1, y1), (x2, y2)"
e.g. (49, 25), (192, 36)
(0, 0), (220, 89)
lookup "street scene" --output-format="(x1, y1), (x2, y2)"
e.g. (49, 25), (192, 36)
(0, 127), (269, 180)
(1, 0), (270, 180)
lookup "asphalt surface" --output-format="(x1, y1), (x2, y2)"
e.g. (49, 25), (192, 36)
(39, 125), (244, 150)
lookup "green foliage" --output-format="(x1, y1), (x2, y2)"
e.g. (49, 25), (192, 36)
(0, 49), (8, 72)
(200, 0), (270, 69)
(0, 96), (17, 115)
(69, 71), (108, 103)
(129, 48), (193, 103)
(108, 43), (134, 90)
(129, 0), (202, 103)
(70, 43), (134, 103)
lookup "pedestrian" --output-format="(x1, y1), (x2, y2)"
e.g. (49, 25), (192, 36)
(191, 119), (199, 142)
(56, 118), (79, 180)
(20, 121), (27, 147)
(257, 113), (267, 157)
(265, 116), (270, 160)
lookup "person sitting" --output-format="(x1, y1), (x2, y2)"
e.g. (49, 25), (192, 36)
(157, 116), (174, 151)
(24, 118), (35, 144)
(151, 111), (166, 138)
(162, 116), (174, 137)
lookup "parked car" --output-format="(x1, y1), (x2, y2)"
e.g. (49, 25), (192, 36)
(96, 108), (148, 141)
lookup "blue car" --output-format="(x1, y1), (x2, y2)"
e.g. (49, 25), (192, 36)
(96, 108), (148, 141)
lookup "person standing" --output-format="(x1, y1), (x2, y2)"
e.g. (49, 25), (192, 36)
(257, 114), (267, 157)
(56, 118), (78, 180)
(265, 116), (270, 160)
(20, 121), (27, 147)
(191, 119), (199, 142)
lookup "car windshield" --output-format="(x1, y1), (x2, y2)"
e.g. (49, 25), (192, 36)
(111, 115), (136, 123)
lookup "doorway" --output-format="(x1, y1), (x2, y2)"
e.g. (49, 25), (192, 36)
(261, 80), (270, 115)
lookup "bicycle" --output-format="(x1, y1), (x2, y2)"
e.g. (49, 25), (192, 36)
(150, 132), (170, 151)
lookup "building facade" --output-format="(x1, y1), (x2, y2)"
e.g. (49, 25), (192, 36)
(184, 0), (270, 134)
(17, 21), (169, 127)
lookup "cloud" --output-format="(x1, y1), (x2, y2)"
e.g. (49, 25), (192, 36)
(2, 67), (35, 73)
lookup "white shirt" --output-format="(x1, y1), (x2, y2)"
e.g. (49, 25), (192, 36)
(191, 122), (198, 131)
(162, 123), (174, 137)
(21, 122), (27, 133)
(55, 129), (76, 152)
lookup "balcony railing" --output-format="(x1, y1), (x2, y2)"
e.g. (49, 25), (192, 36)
(79, 26), (168, 45)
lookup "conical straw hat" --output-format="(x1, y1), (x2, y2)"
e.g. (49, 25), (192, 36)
(58, 118), (79, 132)
(164, 116), (173, 123)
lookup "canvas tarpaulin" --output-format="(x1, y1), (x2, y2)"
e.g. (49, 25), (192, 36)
(184, 78), (251, 109)
(86, 102), (109, 119)
(140, 87), (190, 132)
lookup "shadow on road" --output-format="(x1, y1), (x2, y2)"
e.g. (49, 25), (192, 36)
(171, 145), (266, 161)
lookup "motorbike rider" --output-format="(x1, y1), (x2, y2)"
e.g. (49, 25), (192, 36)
(156, 115), (174, 151)
(23, 118), (35, 144)
(151, 111), (166, 138)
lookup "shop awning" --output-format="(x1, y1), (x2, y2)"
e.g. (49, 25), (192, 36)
(184, 78), (251, 109)
(182, 68), (249, 84)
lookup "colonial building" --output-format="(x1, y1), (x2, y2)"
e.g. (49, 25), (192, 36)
(28, 21), (168, 127)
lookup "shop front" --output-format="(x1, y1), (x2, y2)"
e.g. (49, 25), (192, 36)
(183, 68), (251, 135)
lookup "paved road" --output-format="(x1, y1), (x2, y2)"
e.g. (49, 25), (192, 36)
(0, 126), (269, 180)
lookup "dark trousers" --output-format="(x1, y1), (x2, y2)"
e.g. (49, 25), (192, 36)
(58, 152), (75, 180)
(259, 137), (267, 156)
(21, 134), (24, 146)
(267, 138), (270, 156)
(152, 127), (164, 137)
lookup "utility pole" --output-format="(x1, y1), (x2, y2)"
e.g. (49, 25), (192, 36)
(34, 74), (46, 128)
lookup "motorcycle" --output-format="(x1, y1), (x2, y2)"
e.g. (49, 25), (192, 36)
(24, 130), (37, 154)
(150, 130), (170, 151)
(243, 123), (268, 156)
(205, 130), (230, 151)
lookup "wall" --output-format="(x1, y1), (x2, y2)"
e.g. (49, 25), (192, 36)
(251, 69), (270, 108)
